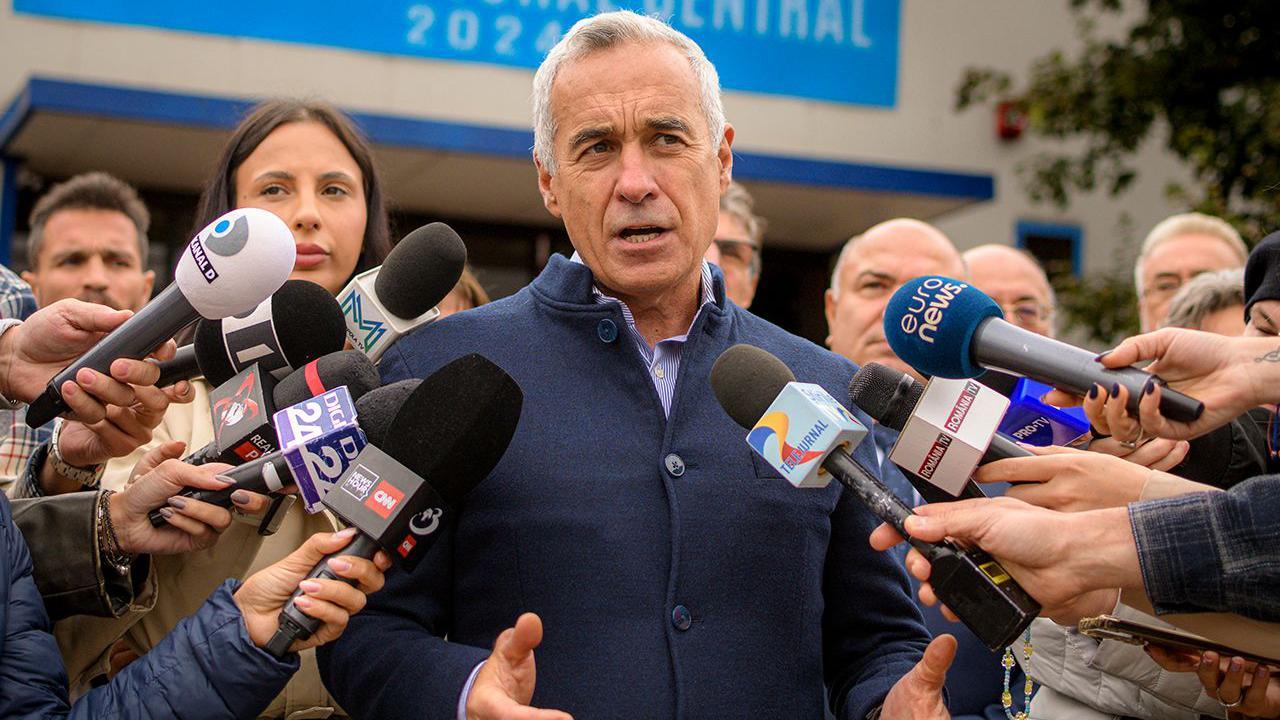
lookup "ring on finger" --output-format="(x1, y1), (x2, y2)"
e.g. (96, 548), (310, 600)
(1217, 688), (1244, 708)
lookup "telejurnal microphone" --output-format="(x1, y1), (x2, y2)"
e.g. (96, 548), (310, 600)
(155, 280), (347, 389)
(883, 276), (1204, 424)
(711, 344), (1040, 651)
(338, 223), (467, 362)
(26, 208), (295, 427)
(184, 350), (379, 466)
(263, 353), (523, 657)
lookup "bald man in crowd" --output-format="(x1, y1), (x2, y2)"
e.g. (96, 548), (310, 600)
(962, 244), (1056, 338)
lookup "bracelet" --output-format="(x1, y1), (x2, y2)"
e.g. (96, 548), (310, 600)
(50, 418), (105, 489)
(0, 318), (23, 410)
(96, 489), (133, 576)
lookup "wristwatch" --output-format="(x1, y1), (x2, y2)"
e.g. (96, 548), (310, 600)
(49, 417), (106, 489)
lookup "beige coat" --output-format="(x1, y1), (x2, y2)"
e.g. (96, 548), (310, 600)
(54, 379), (349, 719)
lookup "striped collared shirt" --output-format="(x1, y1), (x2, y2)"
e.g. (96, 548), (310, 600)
(571, 253), (715, 417)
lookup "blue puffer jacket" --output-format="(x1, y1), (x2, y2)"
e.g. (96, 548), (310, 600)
(0, 493), (300, 719)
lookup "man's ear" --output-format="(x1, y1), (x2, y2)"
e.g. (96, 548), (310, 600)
(717, 123), (735, 193)
(535, 153), (562, 219)
(823, 288), (838, 348)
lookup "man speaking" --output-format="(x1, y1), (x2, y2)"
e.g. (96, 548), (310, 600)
(319, 11), (951, 720)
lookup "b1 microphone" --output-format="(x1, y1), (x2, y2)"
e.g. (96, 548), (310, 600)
(26, 208), (295, 427)
(883, 276), (1204, 424)
(339, 223), (466, 362)
(711, 344), (1040, 651)
(184, 349), (379, 466)
(263, 353), (523, 657)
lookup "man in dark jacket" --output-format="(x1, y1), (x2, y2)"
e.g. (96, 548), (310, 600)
(319, 10), (954, 720)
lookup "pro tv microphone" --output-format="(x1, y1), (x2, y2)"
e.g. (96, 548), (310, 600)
(339, 223), (467, 362)
(155, 279), (346, 388)
(883, 276), (1204, 424)
(711, 343), (1040, 651)
(264, 353), (524, 657)
(27, 208), (295, 427)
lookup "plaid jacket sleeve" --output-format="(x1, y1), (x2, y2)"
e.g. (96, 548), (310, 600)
(1129, 474), (1280, 622)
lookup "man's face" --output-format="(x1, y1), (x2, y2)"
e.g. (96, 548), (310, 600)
(964, 249), (1055, 337)
(22, 208), (153, 311)
(537, 42), (733, 307)
(1139, 234), (1242, 332)
(824, 229), (964, 379)
(704, 211), (758, 308)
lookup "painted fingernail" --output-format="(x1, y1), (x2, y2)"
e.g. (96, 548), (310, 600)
(230, 490), (251, 505)
(158, 507), (174, 519)
(1231, 657), (1244, 672)
(1088, 384), (1099, 400)
(1095, 350), (1113, 362)
(77, 368), (96, 385)
(299, 580), (322, 594)
(167, 496), (188, 509)
(294, 596), (313, 609)
(334, 527), (358, 539)
(214, 475), (235, 486)
(1199, 653), (1213, 668)
(329, 558), (352, 572)
(1111, 383), (1120, 397)
(1143, 379), (1157, 395)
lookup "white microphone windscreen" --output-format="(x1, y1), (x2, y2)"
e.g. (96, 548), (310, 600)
(175, 208), (296, 319)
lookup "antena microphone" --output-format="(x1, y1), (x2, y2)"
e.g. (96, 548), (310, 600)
(339, 223), (467, 362)
(711, 344), (1040, 651)
(26, 208), (295, 427)
(263, 353), (523, 657)
(883, 276), (1204, 424)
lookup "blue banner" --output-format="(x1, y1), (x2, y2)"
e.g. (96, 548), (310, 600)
(15, 0), (899, 107)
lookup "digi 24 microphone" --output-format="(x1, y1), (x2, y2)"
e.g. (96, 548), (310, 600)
(339, 223), (467, 362)
(155, 279), (347, 389)
(711, 344), (1039, 651)
(883, 276), (1204, 424)
(27, 208), (295, 427)
(263, 353), (523, 657)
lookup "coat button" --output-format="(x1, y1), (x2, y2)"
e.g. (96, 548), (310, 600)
(664, 453), (685, 477)
(671, 604), (692, 631)
(597, 318), (618, 343)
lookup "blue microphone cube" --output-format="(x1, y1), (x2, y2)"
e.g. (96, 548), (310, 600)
(998, 378), (1091, 447)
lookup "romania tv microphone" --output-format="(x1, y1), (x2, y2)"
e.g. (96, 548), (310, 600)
(154, 279), (346, 388)
(710, 343), (1039, 651)
(263, 353), (524, 657)
(339, 222), (467, 362)
(848, 362), (1032, 502)
(183, 349), (379, 467)
(883, 276), (1204, 424)
(26, 208), (296, 427)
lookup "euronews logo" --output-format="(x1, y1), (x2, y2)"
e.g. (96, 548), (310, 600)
(899, 278), (969, 345)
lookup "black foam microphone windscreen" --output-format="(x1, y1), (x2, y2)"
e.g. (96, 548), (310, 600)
(272, 350), (381, 408)
(194, 279), (347, 386)
(352, 379), (422, 448)
(710, 344), (796, 429)
(375, 223), (468, 319)
(848, 362), (922, 432)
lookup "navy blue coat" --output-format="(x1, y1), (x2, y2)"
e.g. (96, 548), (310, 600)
(0, 494), (299, 718)
(318, 256), (930, 719)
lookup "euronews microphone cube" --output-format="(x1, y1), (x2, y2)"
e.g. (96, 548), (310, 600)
(207, 363), (278, 465)
(273, 386), (365, 511)
(748, 382), (868, 488)
(889, 378), (1010, 497)
(26, 207), (295, 427)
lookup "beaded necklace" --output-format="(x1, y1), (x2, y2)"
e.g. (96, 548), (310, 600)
(1001, 628), (1035, 720)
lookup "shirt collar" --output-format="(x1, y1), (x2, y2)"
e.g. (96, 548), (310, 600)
(569, 251), (716, 317)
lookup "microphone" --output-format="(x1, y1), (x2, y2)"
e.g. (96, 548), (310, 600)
(711, 344), (1040, 651)
(263, 353), (523, 657)
(26, 208), (296, 427)
(883, 276), (1204, 423)
(999, 377), (1091, 446)
(184, 350), (379, 466)
(155, 279), (347, 389)
(339, 223), (467, 362)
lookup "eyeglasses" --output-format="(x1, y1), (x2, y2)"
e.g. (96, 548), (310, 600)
(711, 238), (759, 271)
(1002, 302), (1053, 326)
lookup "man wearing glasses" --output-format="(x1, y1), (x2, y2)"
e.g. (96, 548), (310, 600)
(703, 182), (765, 308)
(1134, 213), (1246, 332)
(962, 244), (1057, 338)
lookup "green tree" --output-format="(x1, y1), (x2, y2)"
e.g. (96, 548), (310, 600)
(956, 0), (1280, 343)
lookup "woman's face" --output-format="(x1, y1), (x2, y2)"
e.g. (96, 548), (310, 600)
(234, 121), (368, 294)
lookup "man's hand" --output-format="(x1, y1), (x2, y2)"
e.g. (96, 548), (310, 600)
(111, 454), (243, 556)
(976, 445), (1156, 513)
(878, 635), (956, 719)
(58, 380), (194, 468)
(466, 612), (574, 720)
(868, 497), (1138, 625)
(233, 528), (391, 653)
